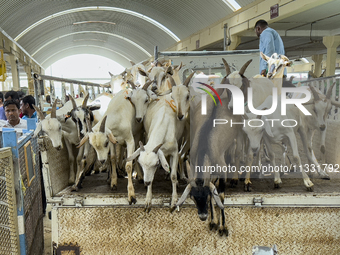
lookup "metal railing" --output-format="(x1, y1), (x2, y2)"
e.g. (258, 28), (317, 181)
(1, 126), (44, 255)
(0, 147), (20, 255)
(33, 73), (110, 108)
(299, 74), (340, 121)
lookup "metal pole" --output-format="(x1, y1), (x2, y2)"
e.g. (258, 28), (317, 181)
(223, 23), (228, 51)
(33, 73), (40, 109)
(154, 46), (158, 62)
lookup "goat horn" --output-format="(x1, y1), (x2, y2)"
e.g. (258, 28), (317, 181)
(100, 116), (107, 133)
(222, 58), (231, 76)
(326, 82), (336, 99)
(77, 134), (89, 148)
(127, 80), (136, 90)
(239, 59), (253, 76)
(183, 72), (195, 87)
(152, 144), (162, 153)
(142, 80), (152, 91)
(308, 84), (320, 101)
(69, 94), (77, 110)
(33, 105), (45, 120)
(139, 141), (145, 151)
(51, 100), (57, 118)
(82, 93), (89, 109)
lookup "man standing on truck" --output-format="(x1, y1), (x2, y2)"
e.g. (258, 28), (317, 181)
(254, 19), (286, 77)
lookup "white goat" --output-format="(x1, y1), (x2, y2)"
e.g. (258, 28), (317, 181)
(127, 73), (194, 211)
(78, 82), (157, 204)
(34, 97), (86, 184)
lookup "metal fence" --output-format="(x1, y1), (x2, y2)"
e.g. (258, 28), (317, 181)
(2, 128), (44, 255)
(299, 74), (340, 120)
(0, 147), (20, 255)
(33, 73), (109, 108)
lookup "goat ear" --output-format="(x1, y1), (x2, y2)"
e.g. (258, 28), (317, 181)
(138, 68), (148, 77)
(209, 183), (224, 210)
(33, 122), (42, 137)
(88, 104), (101, 111)
(146, 89), (158, 101)
(157, 149), (170, 173)
(260, 52), (270, 62)
(175, 184), (192, 208)
(263, 117), (274, 137)
(126, 148), (141, 161)
(109, 72), (114, 77)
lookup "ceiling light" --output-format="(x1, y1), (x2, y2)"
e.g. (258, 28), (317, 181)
(73, 21), (116, 25)
(222, 0), (241, 11)
(73, 39), (106, 43)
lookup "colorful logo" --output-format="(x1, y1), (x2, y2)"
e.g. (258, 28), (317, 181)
(197, 82), (222, 106)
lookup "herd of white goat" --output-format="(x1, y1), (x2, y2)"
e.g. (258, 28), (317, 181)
(33, 53), (340, 236)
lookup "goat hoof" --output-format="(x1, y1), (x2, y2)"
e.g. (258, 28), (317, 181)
(144, 205), (151, 213)
(71, 185), (78, 192)
(224, 228), (229, 236)
(209, 223), (218, 231)
(306, 186), (314, 192)
(274, 183), (281, 189)
(321, 175), (330, 180)
(218, 229), (224, 236)
(230, 179), (238, 188)
(169, 206), (177, 213)
(129, 197), (137, 205)
(244, 184), (251, 192)
(111, 185), (117, 191)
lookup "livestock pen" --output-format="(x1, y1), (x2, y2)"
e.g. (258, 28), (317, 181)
(0, 121), (44, 255)
(36, 51), (340, 255)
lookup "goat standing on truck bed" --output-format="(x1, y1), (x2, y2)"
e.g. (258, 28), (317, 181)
(78, 82), (156, 204)
(127, 73), (194, 211)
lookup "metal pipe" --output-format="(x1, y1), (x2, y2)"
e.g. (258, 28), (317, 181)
(34, 73), (103, 87)
(159, 49), (259, 57)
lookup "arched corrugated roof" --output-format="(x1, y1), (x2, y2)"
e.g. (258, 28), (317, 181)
(0, 0), (250, 68)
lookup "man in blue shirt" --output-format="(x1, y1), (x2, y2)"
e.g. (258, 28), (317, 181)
(255, 20), (286, 76)
(20, 95), (38, 121)
(0, 92), (5, 120)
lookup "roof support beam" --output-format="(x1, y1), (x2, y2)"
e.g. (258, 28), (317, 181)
(166, 0), (335, 51)
(323, 36), (340, 76)
(0, 29), (42, 74)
